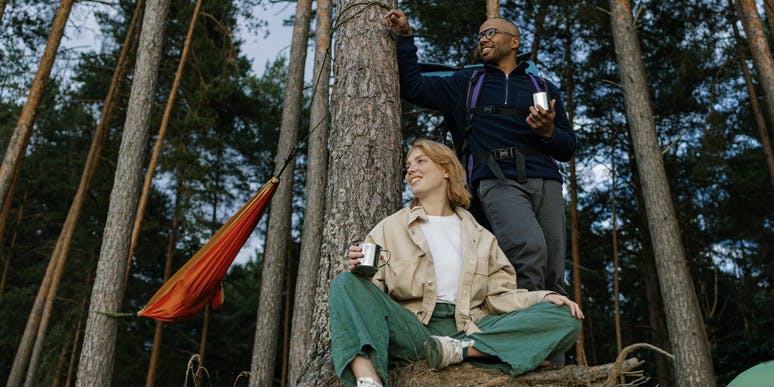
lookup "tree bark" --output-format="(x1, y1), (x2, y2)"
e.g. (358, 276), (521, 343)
(297, 0), (402, 384)
(0, 179), (24, 299)
(627, 147), (673, 386)
(530, 0), (548, 62)
(486, 0), (499, 18)
(145, 175), (183, 387)
(608, 1), (716, 385)
(126, 0), (201, 282)
(287, 0), (332, 383)
(65, 305), (85, 387)
(764, 0), (774, 44)
(609, 121), (623, 384)
(75, 0), (171, 385)
(728, 0), (774, 191)
(19, 3), (143, 384)
(737, 0), (774, 142)
(0, 0), (73, 220)
(249, 1), (313, 385)
(0, 0), (7, 25)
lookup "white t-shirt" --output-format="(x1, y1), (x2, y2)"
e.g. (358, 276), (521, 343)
(420, 214), (463, 304)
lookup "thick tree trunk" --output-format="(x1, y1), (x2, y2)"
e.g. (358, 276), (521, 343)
(126, 0), (201, 281)
(20, 3), (143, 384)
(728, 0), (774, 191)
(297, 0), (402, 384)
(486, 0), (499, 18)
(608, 1), (716, 385)
(249, 1), (313, 385)
(287, 0), (332, 384)
(737, 0), (774, 140)
(0, 0), (73, 220)
(145, 175), (182, 387)
(75, 0), (170, 385)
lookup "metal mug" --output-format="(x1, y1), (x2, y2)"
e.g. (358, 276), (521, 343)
(532, 91), (549, 111)
(353, 242), (390, 277)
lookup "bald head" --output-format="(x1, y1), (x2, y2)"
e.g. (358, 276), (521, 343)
(480, 17), (520, 37)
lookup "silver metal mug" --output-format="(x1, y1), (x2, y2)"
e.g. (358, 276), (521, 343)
(354, 242), (390, 277)
(533, 91), (549, 111)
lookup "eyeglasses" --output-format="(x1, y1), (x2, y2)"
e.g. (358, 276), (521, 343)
(475, 28), (518, 41)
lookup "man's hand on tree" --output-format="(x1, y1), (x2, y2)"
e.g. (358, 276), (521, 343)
(384, 9), (412, 36)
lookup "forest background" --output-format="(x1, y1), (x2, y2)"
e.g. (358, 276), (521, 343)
(0, 0), (772, 386)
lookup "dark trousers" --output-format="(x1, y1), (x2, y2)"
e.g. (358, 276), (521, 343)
(477, 178), (567, 295)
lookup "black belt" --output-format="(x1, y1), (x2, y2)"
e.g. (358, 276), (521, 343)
(473, 146), (545, 184)
(469, 105), (529, 118)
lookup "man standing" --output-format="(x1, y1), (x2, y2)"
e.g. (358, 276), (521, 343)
(384, 10), (576, 296)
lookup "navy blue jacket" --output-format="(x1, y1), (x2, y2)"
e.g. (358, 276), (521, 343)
(397, 35), (576, 184)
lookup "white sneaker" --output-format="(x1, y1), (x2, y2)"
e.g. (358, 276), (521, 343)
(423, 336), (475, 370)
(356, 376), (383, 387)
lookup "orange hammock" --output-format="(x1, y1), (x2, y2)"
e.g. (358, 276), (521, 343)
(137, 177), (279, 322)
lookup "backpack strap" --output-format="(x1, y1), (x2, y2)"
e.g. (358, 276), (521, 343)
(528, 74), (551, 108)
(462, 70), (486, 182)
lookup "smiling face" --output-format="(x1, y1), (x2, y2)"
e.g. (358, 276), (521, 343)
(405, 147), (449, 203)
(477, 18), (520, 67)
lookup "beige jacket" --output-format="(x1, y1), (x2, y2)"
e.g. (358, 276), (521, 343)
(368, 206), (553, 334)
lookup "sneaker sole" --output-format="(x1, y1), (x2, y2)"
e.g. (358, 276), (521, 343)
(424, 336), (443, 370)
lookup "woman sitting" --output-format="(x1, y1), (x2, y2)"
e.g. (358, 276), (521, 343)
(329, 139), (583, 387)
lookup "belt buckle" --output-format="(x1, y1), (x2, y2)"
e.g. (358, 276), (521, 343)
(495, 148), (510, 160)
(483, 105), (495, 113)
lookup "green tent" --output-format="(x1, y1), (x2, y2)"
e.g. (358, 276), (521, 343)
(728, 361), (774, 387)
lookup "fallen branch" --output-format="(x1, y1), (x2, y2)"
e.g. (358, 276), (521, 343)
(604, 343), (674, 386)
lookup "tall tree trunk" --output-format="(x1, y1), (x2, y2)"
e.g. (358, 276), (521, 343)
(196, 173), (220, 387)
(195, 305), (211, 387)
(530, 0), (548, 61)
(126, 0), (202, 282)
(486, 0), (499, 18)
(609, 121), (623, 382)
(0, 0), (73, 219)
(75, 0), (171, 385)
(728, 0), (774, 191)
(287, 0), (332, 383)
(51, 330), (71, 387)
(20, 3), (143, 384)
(65, 309), (85, 387)
(765, 0), (774, 36)
(145, 175), (183, 387)
(249, 0), (312, 385)
(0, 181), (25, 299)
(737, 0), (774, 137)
(628, 149), (673, 386)
(608, 1), (716, 385)
(297, 0), (402, 384)
(0, 0), (7, 25)
(561, 1), (586, 366)
(281, 251), (294, 387)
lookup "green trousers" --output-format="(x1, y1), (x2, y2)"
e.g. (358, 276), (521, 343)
(329, 272), (580, 387)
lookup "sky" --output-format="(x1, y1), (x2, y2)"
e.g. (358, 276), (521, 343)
(61, 1), (308, 81)
(57, 1), (308, 266)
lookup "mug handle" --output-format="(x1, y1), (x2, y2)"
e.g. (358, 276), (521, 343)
(378, 249), (391, 268)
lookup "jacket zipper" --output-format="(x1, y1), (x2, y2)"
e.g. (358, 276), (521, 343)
(504, 74), (509, 104)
